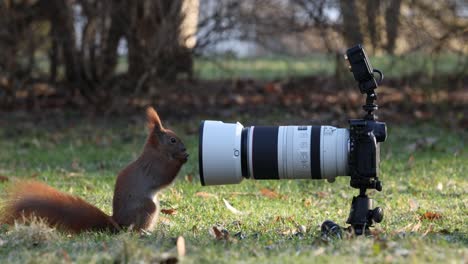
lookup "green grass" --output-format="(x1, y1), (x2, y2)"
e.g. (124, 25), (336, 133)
(0, 116), (466, 263)
(32, 52), (464, 81)
(194, 53), (466, 80)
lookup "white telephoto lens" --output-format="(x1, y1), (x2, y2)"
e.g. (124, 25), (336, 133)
(199, 122), (349, 185)
(272, 126), (349, 182)
(276, 126), (313, 180)
(319, 126), (349, 181)
(199, 121), (244, 185)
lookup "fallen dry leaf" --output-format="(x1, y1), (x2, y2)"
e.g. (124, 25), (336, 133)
(316, 191), (329, 198)
(161, 208), (178, 215)
(211, 226), (223, 239)
(303, 198), (312, 207)
(223, 198), (244, 215)
(274, 216), (284, 224)
(279, 228), (296, 236)
(209, 226), (229, 240)
(158, 216), (172, 225)
(420, 211), (442, 221)
(176, 236), (186, 257)
(260, 188), (280, 199)
(369, 228), (385, 237)
(313, 247), (325, 256)
(0, 175), (9, 182)
(195, 192), (218, 199)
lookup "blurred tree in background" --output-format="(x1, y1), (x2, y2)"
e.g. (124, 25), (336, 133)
(0, 0), (466, 109)
(0, 0), (197, 106)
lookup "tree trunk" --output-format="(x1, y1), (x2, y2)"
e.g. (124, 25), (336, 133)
(339, 0), (363, 47)
(126, 0), (146, 80)
(385, 0), (402, 54)
(366, 0), (381, 51)
(50, 0), (79, 82)
(101, 0), (126, 79)
(125, 0), (191, 84)
(49, 33), (58, 83)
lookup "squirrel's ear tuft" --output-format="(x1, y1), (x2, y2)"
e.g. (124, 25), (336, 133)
(146, 106), (164, 132)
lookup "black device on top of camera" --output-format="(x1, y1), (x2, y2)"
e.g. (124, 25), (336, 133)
(199, 45), (387, 236)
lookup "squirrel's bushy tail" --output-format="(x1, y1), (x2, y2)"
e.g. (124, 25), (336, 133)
(0, 181), (120, 233)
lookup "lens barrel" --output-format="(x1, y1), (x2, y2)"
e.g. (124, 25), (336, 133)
(199, 121), (349, 186)
(199, 121), (244, 185)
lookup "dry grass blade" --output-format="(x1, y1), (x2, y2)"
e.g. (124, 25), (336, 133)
(409, 199), (419, 212)
(411, 221), (422, 232)
(222, 198), (244, 215)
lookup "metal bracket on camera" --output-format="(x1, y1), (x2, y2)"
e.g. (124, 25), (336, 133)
(322, 44), (386, 237)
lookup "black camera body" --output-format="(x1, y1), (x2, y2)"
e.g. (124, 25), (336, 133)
(346, 45), (387, 192)
(349, 119), (387, 191)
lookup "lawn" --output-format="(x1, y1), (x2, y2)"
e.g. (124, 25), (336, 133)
(0, 113), (466, 263)
(193, 52), (464, 80)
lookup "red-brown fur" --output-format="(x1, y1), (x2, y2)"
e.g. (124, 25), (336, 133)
(0, 107), (188, 233)
(1, 181), (119, 233)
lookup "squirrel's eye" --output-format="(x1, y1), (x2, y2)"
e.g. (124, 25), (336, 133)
(170, 137), (177, 144)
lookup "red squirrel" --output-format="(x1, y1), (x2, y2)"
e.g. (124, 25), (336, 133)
(0, 107), (188, 233)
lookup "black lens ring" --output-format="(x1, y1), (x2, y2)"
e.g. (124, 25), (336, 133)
(241, 127), (249, 178)
(198, 121), (206, 186)
(310, 126), (322, 179)
(252, 126), (279, 179)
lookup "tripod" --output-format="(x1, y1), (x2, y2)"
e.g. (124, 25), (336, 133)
(321, 44), (386, 237)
